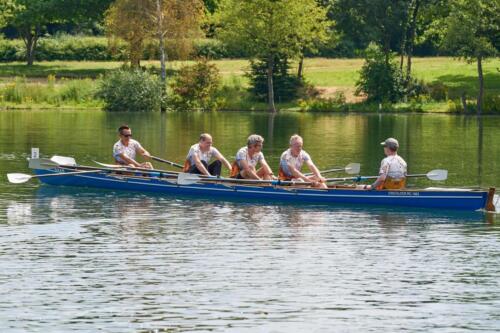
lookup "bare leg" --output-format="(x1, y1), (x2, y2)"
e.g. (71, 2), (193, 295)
(257, 167), (273, 180)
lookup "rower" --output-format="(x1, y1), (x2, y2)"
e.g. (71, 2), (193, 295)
(230, 134), (275, 180)
(365, 137), (407, 190)
(278, 134), (327, 189)
(184, 133), (231, 176)
(113, 125), (153, 169)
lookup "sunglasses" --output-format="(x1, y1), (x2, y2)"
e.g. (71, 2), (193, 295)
(121, 133), (132, 137)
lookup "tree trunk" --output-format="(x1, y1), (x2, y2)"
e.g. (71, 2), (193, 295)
(461, 92), (468, 113)
(405, 0), (420, 83)
(477, 56), (483, 115)
(267, 54), (276, 113)
(157, 0), (167, 112)
(297, 55), (304, 79)
(383, 37), (391, 65)
(22, 26), (40, 66)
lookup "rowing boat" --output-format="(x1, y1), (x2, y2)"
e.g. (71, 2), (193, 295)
(22, 157), (496, 212)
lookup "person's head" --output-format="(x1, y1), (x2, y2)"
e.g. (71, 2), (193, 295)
(247, 134), (264, 153)
(289, 134), (303, 155)
(380, 137), (399, 155)
(118, 125), (132, 142)
(199, 133), (213, 150)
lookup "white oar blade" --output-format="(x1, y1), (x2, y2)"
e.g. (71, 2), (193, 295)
(426, 169), (448, 181)
(51, 155), (77, 166)
(7, 173), (31, 184)
(177, 173), (201, 185)
(345, 163), (361, 175)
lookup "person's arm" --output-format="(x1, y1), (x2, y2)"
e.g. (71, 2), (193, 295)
(240, 159), (260, 179)
(369, 163), (388, 190)
(117, 153), (141, 167)
(135, 142), (151, 159)
(192, 153), (210, 176)
(288, 162), (309, 182)
(214, 150), (232, 171)
(305, 160), (326, 182)
(259, 158), (275, 178)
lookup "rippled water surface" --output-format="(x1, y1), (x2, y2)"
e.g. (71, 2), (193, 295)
(0, 111), (499, 332)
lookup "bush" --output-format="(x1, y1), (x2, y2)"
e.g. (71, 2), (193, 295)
(483, 93), (500, 113)
(168, 60), (223, 111)
(299, 92), (348, 112)
(355, 43), (405, 103)
(427, 82), (448, 101)
(0, 76), (98, 106)
(96, 69), (163, 112)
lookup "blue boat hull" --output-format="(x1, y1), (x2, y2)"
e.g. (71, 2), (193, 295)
(32, 169), (490, 211)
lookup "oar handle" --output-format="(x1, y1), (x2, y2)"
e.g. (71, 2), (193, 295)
(151, 156), (183, 169)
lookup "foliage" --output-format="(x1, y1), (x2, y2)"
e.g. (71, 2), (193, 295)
(442, 0), (499, 63)
(299, 92), (348, 112)
(427, 82), (448, 101)
(247, 56), (304, 103)
(0, 0), (18, 28)
(0, 76), (98, 106)
(105, 0), (204, 67)
(169, 60), (223, 111)
(326, 0), (409, 58)
(96, 69), (163, 112)
(6, 0), (113, 65)
(483, 93), (500, 113)
(355, 44), (405, 103)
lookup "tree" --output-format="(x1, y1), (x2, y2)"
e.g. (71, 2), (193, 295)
(105, 0), (204, 106)
(327, 0), (408, 64)
(7, 0), (113, 65)
(443, 0), (499, 115)
(105, 0), (152, 68)
(215, 0), (330, 112)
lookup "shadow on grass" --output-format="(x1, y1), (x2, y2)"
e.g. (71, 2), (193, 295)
(0, 63), (111, 78)
(434, 72), (500, 98)
(0, 63), (179, 79)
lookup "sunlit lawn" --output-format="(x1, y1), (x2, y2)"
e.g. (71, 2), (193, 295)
(1, 57), (499, 95)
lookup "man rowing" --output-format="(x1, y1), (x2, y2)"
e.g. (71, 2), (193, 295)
(230, 134), (275, 180)
(278, 134), (327, 189)
(365, 137), (407, 190)
(184, 133), (231, 176)
(113, 125), (153, 169)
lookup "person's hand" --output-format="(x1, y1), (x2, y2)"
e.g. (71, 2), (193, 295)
(319, 176), (327, 183)
(363, 184), (372, 190)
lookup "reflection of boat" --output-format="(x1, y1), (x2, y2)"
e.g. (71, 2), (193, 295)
(28, 158), (496, 212)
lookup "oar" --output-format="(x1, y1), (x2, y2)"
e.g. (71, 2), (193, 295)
(92, 160), (181, 176)
(177, 169), (448, 186)
(151, 156), (183, 169)
(176, 173), (277, 186)
(304, 163), (360, 176)
(7, 170), (100, 184)
(326, 169), (448, 183)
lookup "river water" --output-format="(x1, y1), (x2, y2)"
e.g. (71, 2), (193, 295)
(0, 110), (499, 332)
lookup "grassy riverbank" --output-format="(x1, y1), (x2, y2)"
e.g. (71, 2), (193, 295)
(1, 57), (499, 112)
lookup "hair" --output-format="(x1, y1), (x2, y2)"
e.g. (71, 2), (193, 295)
(289, 134), (303, 145)
(199, 133), (212, 142)
(247, 134), (264, 147)
(118, 125), (130, 134)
